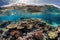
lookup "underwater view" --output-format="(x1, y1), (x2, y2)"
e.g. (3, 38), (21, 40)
(0, 5), (60, 27)
(0, 0), (60, 40)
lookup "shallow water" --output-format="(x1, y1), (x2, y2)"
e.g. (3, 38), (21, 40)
(0, 8), (60, 27)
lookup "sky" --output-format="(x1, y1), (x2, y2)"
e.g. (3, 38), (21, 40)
(0, 0), (60, 6)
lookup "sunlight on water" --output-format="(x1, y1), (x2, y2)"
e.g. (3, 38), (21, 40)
(51, 22), (58, 27)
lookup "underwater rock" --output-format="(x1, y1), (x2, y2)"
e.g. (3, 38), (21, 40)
(0, 30), (3, 34)
(0, 18), (60, 40)
(6, 18), (49, 30)
(0, 21), (11, 28)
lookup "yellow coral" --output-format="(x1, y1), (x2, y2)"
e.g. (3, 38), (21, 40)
(48, 31), (58, 39)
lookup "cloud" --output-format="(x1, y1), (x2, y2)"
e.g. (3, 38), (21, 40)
(0, 0), (60, 6)
(0, 0), (40, 4)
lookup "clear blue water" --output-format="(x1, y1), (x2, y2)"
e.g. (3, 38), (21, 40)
(0, 7), (60, 27)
